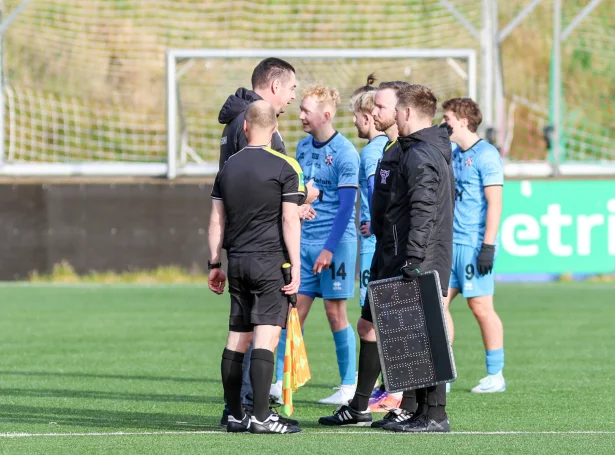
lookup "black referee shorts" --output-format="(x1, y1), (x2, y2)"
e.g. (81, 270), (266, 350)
(228, 253), (289, 332)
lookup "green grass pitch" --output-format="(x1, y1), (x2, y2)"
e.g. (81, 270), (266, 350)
(0, 282), (614, 454)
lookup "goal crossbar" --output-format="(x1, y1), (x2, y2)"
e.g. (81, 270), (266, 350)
(165, 48), (478, 179)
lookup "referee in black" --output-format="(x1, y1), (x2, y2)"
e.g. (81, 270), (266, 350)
(208, 101), (315, 434)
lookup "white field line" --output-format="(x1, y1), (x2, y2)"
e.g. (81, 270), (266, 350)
(1, 430), (614, 438)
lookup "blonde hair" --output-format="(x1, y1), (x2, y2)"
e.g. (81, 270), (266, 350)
(352, 91), (377, 114)
(349, 73), (377, 112)
(301, 83), (341, 114)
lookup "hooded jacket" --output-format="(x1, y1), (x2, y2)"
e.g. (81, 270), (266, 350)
(218, 88), (286, 170)
(370, 124), (454, 295)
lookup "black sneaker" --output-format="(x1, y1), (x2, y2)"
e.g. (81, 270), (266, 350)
(227, 413), (251, 433)
(371, 408), (414, 428)
(386, 413), (450, 433)
(249, 413), (301, 434)
(318, 405), (372, 427)
(269, 407), (299, 426)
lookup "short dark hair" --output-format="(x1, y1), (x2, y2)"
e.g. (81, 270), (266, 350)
(378, 80), (410, 94)
(251, 58), (296, 90)
(397, 84), (438, 120)
(442, 97), (483, 133)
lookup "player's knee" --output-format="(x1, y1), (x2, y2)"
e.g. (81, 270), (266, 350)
(226, 331), (253, 352)
(468, 296), (495, 320)
(357, 318), (374, 339)
(325, 302), (347, 325)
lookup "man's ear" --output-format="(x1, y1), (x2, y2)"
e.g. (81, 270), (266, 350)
(243, 119), (248, 134)
(362, 113), (370, 127)
(323, 111), (331, 123)
(272, 79), (280, 94)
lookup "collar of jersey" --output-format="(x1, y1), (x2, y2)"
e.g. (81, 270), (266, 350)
(312, 131), (339, 149)
(368, 134), (387, 145)
(461, 138), (482, 153)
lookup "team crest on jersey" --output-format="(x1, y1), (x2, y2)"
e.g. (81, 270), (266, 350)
(380, 169), (390, 184)
(325, 154), (333, 166)
(465, 157), (473, 167)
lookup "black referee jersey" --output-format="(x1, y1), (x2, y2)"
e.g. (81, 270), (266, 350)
(211, 145), (306, 255)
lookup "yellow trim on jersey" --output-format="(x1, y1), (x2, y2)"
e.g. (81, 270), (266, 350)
(384, 139), (398, 151)
(263, 146), (305, 192)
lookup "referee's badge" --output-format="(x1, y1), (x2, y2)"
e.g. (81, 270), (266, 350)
(380, 169), (390, 184)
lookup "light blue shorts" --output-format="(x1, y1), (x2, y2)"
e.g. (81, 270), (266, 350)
(359, 250), (375, 307)
(299, 241), (357, 300)
(449, 243), (496, 298)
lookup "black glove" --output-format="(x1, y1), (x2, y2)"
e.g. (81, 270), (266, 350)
(477, 243), (496, 276)
(401, 258), (422, 281)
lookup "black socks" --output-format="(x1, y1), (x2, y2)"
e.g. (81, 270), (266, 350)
(350, 340), (380, 412)
(221, 348), (245, 420)
(250, 348), (275, 422)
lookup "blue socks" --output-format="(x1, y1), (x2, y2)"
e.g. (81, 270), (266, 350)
(486, 348), (504, 375)
(333, 326), (357, 386)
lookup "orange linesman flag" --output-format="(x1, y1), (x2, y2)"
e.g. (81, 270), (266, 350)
(281, 306), (311, 416)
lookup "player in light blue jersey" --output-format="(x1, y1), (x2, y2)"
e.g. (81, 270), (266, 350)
(270, 84), (360, 406)
(349, 77), (388, 308)
(442, 98), (506, 393)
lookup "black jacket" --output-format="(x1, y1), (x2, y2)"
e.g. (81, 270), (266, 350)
(371, 125), (454, 295)
(218, 88), (286, 169)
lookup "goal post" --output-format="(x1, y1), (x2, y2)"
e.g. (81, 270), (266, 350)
(166, 48), (478, 179)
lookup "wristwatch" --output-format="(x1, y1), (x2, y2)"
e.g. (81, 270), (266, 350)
(208, 261), (222, 270)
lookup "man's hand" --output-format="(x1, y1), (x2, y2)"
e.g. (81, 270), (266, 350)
(299, 204), (317, 220)
(281, 264), (301, 296)
(313, 249), (333, 274)
(208, 268), (226, 294)
(477, 243), (495, 275)
(360, 221), (372, 237)
(305, 179), (320, 204)
(401, 259), (422, 281)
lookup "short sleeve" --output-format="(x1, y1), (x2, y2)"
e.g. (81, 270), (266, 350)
(280, 158), (306, 205)
(211, 171), (223, 200)
(337, 144), (360, 189)
(478, 147), (504, 187)
(361, 144), (381, 180)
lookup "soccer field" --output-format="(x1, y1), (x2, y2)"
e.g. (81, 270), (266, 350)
(0, 283), (613, 454)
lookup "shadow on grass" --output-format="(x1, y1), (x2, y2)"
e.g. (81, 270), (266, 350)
(0, 370), (217, 384)
(0, 404), (223, 431)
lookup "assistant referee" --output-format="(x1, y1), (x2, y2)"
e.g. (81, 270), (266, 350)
(208, 100), (314, 434)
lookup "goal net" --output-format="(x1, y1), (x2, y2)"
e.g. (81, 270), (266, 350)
(167, 49), (477, 178)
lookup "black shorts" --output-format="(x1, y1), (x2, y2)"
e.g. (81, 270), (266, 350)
(361, 290), (374, 323)
(228, 253), (289, 332)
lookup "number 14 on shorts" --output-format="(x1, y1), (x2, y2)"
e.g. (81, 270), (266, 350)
(329, 262), (347, 280)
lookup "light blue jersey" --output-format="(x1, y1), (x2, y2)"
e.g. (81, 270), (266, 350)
(296, 132), (360, 245)
(358, 134), (387, 254)
(451, 139), (504, 246)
